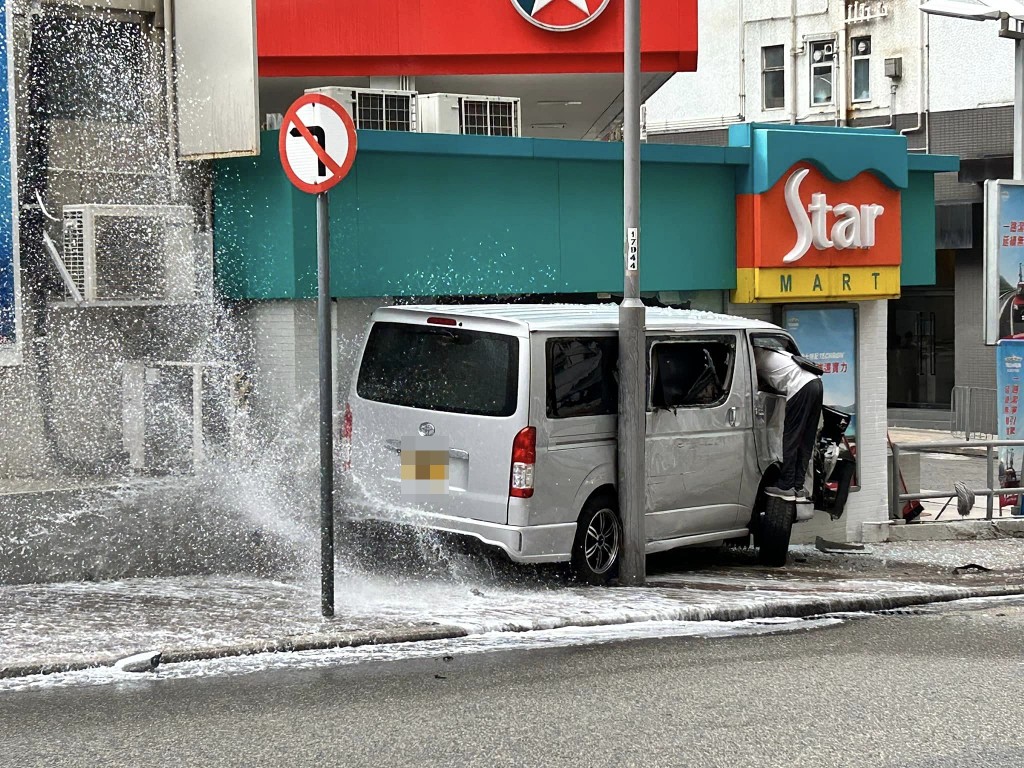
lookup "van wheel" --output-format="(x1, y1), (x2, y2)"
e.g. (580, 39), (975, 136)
(757, 495), (795, 567)
(571, 494), (621, 586)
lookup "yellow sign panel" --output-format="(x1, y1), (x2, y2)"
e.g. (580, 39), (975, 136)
(732, 266), (901, 304)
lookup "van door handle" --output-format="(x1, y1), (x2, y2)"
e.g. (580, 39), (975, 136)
(385, 439), (467, 460)
(727, 407), (738, 427)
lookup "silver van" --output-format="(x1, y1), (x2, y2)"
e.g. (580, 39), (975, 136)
(340, 304), (855, 583)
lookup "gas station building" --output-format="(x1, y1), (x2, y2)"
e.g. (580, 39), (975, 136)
(0, 0), (961, 555)
(216, 119), (957, 543)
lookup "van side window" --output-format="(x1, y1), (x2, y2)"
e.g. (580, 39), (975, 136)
(650, 337), (735, 409)
(751, 333), (799, 356)
(547, 338), (618, 419)
(750, 333), (800, 393)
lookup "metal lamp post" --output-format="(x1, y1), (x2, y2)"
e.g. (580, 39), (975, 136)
(920, 1), (1024, 179)
(618, 0), (646, 586)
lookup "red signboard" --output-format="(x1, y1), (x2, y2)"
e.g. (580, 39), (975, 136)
(256, 0), (698, 76)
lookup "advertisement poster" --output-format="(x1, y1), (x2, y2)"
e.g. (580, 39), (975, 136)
(996, 340), (1024, 504)
(0, 0), (20, 366)
(985, 180), (1024, 345)
(783, 307), (858, 441)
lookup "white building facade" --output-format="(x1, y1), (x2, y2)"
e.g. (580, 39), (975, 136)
(646, 0), (1017, 421)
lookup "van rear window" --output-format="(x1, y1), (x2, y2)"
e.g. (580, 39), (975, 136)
(357, 322), (519, 417)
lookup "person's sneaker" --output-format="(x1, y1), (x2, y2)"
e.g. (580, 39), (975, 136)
(765, 486), (796, 501)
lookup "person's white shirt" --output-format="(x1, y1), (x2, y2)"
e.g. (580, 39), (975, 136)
(753, 348), (817, 399)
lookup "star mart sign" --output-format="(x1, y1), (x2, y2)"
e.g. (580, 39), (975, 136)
(733, 163), (902, 303)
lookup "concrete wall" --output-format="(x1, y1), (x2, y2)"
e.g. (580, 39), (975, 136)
(929, 15), (1015, 113)
(793, 299), (888, 544)
(245, 301), (319, 429)
(242, 298), (387, 434)
(0, 349), (51, 477)
(955, 251), (997, 392)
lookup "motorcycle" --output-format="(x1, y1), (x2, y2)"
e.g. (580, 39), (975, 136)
(812, 405), (857, 520)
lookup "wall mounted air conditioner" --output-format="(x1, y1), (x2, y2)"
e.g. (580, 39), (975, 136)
(303, 87), (418, 132)
(416, 94), (522, 138)
(62, 204), (197, 303)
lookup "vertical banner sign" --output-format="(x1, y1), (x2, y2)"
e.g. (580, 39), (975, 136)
(784, 307), (858, 441)
(0, 0), (21, 366)
(996, 340), (1024, 503)
(985, 180), (1024, 344)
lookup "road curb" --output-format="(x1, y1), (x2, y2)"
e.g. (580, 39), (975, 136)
(4, 584), (1024, 681)
(886, 519), (1024, 541)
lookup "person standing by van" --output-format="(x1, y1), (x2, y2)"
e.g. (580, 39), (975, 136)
(753, 346), (824, 501)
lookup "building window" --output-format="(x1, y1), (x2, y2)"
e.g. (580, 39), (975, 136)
(851, 36), (871, 102)
(809, 40), (836, 106)
(762, 45), (786, 110)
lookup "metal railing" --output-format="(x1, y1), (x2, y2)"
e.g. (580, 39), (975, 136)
(890, 438), (1024, 521)
(950, 386), (997, 440)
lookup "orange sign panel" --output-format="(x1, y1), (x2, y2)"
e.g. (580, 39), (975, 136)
(737, 164), (902, 271)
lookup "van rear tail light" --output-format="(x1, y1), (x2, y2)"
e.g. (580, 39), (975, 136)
(340, 402), (353, 471)
(427, 316), (457, 326)
(510, 426), (536, 499)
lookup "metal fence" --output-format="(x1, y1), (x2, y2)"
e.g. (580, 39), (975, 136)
(950, 386), (998, 440)
(890, 438), (1024, 521)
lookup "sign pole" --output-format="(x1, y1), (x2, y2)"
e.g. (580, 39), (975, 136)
(280, 92), (356, 617)
(1016, 37), (1023, 181)
(317, 190), (335, 617)
(618, 0), (646, 586)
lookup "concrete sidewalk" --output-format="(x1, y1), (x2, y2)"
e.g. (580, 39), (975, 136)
(2, 539), (1022, 682)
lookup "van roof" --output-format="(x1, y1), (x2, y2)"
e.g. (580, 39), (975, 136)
(372, 304), (781, 333)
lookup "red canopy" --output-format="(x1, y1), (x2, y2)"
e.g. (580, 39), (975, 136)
(257, 0), (698, 77)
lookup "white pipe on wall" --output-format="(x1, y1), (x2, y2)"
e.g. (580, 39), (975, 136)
(738, 0), (746, 118)
(789, 0), (799, 124)
(901, 6), (928, 144)
(162, 0), (178, 199)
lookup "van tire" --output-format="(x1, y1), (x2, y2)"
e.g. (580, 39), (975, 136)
(757, 495), (794, 567)
(571, 494), (622, 586)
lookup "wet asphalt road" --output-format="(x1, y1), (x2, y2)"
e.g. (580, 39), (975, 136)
(3, 603), (1024, 768)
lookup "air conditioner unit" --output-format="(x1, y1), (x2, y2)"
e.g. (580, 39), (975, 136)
(122, 361), (241, 474)
(304, 87), (418, 132)
(417, 94), (522, 137)
(62, 204), (198, 303)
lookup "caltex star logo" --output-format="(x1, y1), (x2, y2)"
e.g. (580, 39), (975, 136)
(511, 0), (612, 32)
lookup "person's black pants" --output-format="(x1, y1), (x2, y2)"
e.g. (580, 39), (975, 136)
(780, 378), (824, 491)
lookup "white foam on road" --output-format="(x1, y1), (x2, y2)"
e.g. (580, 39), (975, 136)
(0, 615), (844, 693)
(0, 570), (961, 667)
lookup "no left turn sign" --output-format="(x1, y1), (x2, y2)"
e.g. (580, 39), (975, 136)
(279, 93), (358, 195)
